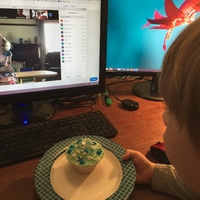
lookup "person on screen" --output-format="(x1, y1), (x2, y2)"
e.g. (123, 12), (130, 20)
(0, 34), (18, 85)
(122, 17), (200, 199)
(37, 11), (48, 20)
(17, 9), (26, 19)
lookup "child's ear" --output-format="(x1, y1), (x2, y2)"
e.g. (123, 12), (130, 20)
(162, 110), (169, 127)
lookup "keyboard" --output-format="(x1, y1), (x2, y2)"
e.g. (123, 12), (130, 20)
(0, 111), (118, 166)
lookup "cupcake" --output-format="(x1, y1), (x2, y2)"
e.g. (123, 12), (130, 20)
(65, 138), (104, 174)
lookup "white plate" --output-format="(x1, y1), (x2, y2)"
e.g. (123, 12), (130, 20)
(50, 149), (122, 200)
(35, 135), (136, 200)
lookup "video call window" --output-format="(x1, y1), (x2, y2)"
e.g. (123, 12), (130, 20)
(16, 9), (31, 19)
(31, 10), (48, 20)
(0, 9), (58, 20)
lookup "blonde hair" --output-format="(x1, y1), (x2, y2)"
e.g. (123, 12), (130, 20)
(159, 17), (200, 146)
(2, 36), (12, 51)
(2, 37), (12, 51)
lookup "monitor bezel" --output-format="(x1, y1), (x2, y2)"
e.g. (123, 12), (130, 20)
(106, 70), (158, 77)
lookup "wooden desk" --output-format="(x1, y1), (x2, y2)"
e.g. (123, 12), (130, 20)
(15, 70), (58, 82)
(0, 78), (179, 200)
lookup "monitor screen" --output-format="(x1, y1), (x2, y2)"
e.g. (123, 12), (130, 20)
(106, 0), (200, 100)
(0, 0), (107, 126)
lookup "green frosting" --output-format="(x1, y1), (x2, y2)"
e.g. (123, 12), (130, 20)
(65, 138), (104, 166)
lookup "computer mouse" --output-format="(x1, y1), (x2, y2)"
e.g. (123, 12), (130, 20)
(150, 142), (171, 164)
(121, 99), (139, 111)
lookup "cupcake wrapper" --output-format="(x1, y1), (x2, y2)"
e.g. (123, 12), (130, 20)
(70, 162), (98, 174)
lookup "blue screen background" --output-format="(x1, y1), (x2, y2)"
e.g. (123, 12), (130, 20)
(106, 0), (200, 71)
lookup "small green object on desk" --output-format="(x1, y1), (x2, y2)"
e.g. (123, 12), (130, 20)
(102, 91), (112, 106)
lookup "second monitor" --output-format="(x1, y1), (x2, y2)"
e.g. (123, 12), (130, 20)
(106, 0), (200, 101)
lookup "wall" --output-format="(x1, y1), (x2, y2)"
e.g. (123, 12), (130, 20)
(0, 19), (38, 44)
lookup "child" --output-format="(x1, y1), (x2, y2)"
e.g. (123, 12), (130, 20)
(0, 34), (18, 84)
(122, 17), (200, 200)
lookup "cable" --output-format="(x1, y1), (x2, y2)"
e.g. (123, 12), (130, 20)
(106, 76), (141, 87)
(52, 93), (99, 111)
(106, 85), (122, 103)
(106, 77), (140, 111)
(0, 104), (10, 116)
(105, 76), (141, 103)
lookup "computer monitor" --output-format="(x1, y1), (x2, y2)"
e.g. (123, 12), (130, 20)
(0, 0), (107, 127)
(106, 0), (200, 101)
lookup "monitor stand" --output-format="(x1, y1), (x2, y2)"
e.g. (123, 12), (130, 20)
(0, 101), (55, 128)
(132, 74), (163, 101)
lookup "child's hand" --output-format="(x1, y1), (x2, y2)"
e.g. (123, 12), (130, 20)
(122, 149), (156, 185)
